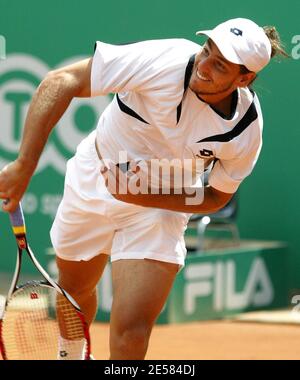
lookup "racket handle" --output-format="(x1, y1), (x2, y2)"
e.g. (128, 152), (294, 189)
(6, 201), (26, 236)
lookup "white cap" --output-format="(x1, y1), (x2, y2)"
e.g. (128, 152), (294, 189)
(196, 18), (272, 73)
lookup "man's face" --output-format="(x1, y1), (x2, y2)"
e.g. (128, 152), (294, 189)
(189, 39), (248, 100)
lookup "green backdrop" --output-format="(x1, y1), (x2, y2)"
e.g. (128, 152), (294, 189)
(0, 0), (299, 291)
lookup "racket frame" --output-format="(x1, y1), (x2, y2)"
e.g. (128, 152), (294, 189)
(0, 203), (91, 360)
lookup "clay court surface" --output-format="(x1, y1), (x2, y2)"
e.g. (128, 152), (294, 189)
(90, 321), (300, 360)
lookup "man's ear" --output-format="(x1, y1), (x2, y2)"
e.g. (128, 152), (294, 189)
(237, 72), (257, 87)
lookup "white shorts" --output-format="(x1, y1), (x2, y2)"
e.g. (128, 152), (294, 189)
(50, 131), (190, 266)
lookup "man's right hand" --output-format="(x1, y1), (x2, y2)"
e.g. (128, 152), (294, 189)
(0, 159), (34, 212)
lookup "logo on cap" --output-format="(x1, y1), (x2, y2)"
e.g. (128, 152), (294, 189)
(230, 28), (243, 37)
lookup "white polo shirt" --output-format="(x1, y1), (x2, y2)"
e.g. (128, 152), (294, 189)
(91, 38), (263, 194)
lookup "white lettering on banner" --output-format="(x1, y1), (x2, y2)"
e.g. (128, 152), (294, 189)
(47, 259), (59, 279)
(291, 295), (300, 314)
(0, 193), (63, 219)
(41, 194), (62, 219)
(214, 262), (224, 311)
(22, 193), (39, 214)
(184, 264), (213, 314)
(98, 264), (113, 312)
(226, 259), (274, 309)
(184, 258), (274, 315)
(244, 258), (274, 306)
(0, 54), (111, 175)
(96, 263), (167, 314)
(0, 35), (6, 60)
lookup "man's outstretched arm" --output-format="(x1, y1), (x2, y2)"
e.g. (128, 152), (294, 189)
(111, 184), (233, 214)
(103, 164), (234, 214)
(0, 58), (93, 212)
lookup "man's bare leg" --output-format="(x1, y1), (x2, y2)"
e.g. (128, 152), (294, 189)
(109, 259), (178, 359)
(56, 253), (108, 326)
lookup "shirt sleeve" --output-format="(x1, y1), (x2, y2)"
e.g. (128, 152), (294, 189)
(208, 138), (263, 194)
(90, 39), (199, 96)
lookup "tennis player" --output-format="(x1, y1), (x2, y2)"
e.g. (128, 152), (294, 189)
(0, 18), (287, 359)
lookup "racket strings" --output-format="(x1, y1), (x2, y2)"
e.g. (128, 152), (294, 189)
(2, 284), (88, 360)
(56, 295), (86, 340)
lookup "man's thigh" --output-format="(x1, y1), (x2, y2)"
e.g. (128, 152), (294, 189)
(56, 254), (109, 293)
(110, 259), (179, 329)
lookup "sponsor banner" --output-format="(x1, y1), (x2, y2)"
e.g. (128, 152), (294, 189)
(58, 243), (287, 323)
(169, 244), (289, 322)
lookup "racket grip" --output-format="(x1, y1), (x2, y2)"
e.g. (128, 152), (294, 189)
(7, 202), (26, 235)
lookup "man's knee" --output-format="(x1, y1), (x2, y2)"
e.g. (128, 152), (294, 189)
(111, 323), (152, 358)
(58, 272), (97, 301)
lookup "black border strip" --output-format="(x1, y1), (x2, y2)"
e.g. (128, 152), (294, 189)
(116, 94), (150, 124)
(197, 98), (258, 143)
(177, 54), (196, 124)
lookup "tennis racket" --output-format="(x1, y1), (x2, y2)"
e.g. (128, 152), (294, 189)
(0, 202), (91, 360)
